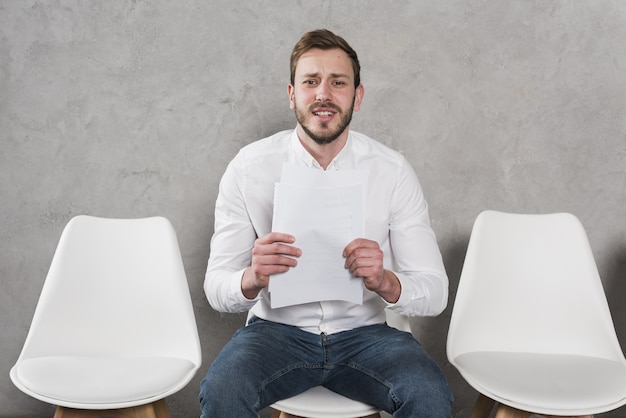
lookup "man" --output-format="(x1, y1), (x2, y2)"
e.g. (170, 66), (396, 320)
(200, 29), (453, 417)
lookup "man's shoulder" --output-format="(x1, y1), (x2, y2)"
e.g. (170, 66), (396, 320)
(230, 130), (293, 173)
(239, 130), (293, 154)
(349, 131), (406, 164)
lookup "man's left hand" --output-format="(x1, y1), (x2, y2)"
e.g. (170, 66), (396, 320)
(343, 238), (401, 303)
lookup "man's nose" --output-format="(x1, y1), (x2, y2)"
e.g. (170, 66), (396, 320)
(315, 82), (331, 102)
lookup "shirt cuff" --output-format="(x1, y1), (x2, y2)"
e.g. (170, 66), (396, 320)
(229, 268), (261, 310)
(385, 272), (424, 308)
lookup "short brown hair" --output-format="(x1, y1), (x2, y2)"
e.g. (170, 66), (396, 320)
(290, 29), (361, 88)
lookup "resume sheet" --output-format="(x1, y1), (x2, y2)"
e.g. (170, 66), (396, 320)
(269, 163), (367, 308)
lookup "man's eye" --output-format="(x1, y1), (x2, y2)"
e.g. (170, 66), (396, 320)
(304, 80), (317, 85)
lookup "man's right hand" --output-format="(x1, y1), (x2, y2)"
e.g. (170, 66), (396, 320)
(241, 232), (301, 300)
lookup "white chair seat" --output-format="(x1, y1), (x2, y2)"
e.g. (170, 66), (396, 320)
(455, 351), (626, 415)
(272, 385), (379, 418)
(15, 356), (196, 406)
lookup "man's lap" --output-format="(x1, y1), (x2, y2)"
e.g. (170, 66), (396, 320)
(202, 316), (450, 413)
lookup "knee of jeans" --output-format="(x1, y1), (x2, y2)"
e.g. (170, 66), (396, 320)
(391, 368), (453, 409)
(198, 376), (209, 405)
(393, 384), (453, 418)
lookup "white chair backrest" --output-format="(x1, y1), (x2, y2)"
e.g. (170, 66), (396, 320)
(447, 210), (623, 361)
(17, 216), (201, 364)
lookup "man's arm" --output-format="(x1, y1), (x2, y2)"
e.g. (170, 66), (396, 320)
(204, 158), (260, 313)
(379, 158), (448, 316)
(204, 155), (302, 312)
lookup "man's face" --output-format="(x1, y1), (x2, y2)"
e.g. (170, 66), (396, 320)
(289, 48), (364, 145)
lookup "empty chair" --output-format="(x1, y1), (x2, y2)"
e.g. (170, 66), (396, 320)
(10, 216), (202, 418)
(447, 210), (626, 417)
(270, 310), (410, 418)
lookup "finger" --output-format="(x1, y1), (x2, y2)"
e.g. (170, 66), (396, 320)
(252, 254), (298, 278)
(255, 262), (293, 277)
(343, 238), (379, 256)
(258, 231), (296, 245)
(267, 243), (302, 257)
(253, 242), (300, 256)
(252, 233), (302, 257)
(347, 256), (378, 273)
(344, 247), (382, 269)
(261, 253), (299, 268)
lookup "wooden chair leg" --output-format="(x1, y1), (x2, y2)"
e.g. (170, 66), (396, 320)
(470, 393), (496, 418)
(494, 403), (531, 418)
(151, 399), (171, 418)
(494, 402), (594, 418)
(546, 415), (594, 418)
(54, 399), (171, 418)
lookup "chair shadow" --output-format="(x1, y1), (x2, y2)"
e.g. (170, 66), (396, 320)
(603, 239), (626, 356)
(413, 234), (473, 418)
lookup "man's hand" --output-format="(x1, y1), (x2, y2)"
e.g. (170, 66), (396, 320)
(343, 238), (401, 303)
(241, 232), (301, 300)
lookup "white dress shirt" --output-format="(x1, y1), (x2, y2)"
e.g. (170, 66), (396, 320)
(205, 129), (448, 334)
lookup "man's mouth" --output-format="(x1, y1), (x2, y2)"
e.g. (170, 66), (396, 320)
(311, 103), (340, 118)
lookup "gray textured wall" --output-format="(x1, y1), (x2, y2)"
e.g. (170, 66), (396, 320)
(2, 1), (626, 417)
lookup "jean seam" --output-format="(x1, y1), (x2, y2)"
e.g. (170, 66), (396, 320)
(258, 361), (323, 393)
(339, 361), (403, 409)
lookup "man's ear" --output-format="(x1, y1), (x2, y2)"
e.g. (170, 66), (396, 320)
(288, 84), (295, 110)
(353, 84), (365, 112)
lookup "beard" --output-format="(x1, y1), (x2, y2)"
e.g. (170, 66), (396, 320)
(294, 99), (355, 145)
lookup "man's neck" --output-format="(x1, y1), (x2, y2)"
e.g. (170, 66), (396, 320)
(296, 126), (349, 170)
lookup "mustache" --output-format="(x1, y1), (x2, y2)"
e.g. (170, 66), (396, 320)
(309, 102), (341, 112)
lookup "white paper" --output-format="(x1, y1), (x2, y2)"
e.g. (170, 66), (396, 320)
(269, 163), (366, 308)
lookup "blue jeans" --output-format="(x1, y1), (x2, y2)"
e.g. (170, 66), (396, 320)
(199, 317), (453, 417)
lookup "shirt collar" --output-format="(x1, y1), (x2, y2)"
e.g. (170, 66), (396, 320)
(289, 128), (352, 171)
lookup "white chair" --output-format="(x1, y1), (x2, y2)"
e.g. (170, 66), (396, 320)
(10, 216), (202, 418)
(270, 310), (410, 418)
(447, 210), (626, 418)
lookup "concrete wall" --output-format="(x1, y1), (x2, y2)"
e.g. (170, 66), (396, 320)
(2, 1), (625, 417)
